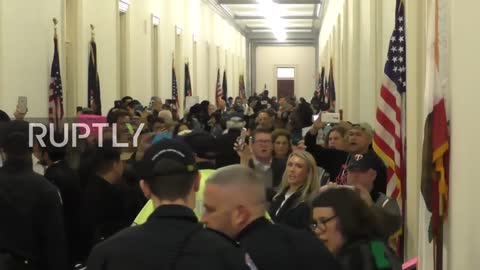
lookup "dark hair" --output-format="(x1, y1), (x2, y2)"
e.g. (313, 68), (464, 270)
(127, 99), (141, 109)
(107, 109), (130, 125)
(43, 132), (67, 162)
(251, 128), (272, 143)
(121, 96), (133, 104)
(324, 126), (350, 148)
(0, 110), (10, 122)
(290, 102), (313, 130)
(210, 110), (222, 123)
(3, 132), (30, 160)
(145, 160), (196, 200)
(271, 129), (292, 156)
(92, 140), (121, 174)
(311, 188), (379, 242)
(200, 100), (210, 108)
(259, 109), (275, 118)
(149, 116), (165, 126)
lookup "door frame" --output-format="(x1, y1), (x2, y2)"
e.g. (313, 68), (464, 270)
(273, 64), (297, 98)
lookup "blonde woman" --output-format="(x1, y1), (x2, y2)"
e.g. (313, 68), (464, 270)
(268, 150), (320, 230)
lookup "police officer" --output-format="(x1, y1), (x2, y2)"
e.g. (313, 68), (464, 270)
(132, 131), (218, 225)
(0, 121), (68, 270)
(87, 139), (254, 270)
(202, 165), (341, 270)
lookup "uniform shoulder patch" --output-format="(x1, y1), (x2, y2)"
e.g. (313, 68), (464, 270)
(245, 253), (258, 270)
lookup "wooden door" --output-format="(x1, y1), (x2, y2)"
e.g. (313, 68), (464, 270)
(277, 79), (294, 99)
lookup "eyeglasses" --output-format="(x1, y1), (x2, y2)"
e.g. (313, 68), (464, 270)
(310, 215), (337, 231)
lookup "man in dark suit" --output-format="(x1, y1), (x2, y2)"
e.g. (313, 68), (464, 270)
(237, 128), (286, 201)
(42, 132), (82, 266)
(202, 165), (340, 270)
(0, 122), (68, 270)
(78, 140), (130, 261)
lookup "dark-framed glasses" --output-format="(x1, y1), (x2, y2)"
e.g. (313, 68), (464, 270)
(310, 215), (337, 231)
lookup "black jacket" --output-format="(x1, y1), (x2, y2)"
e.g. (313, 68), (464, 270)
(269, 189), (311, 230)
(87, 205), (252, 270)
(78, 175), (133, 260)
(44, 160), (82, 265)
(304, 132), (387, 197)
(0, 161), (68, 270)
(237, 217), (341, 270)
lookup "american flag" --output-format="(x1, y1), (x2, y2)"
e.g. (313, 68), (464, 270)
(373, 0), (406, 208)
(172, 61), (179, 119)
(48, 37), (64, 131)
(316, 67), (324, 96)
(215, 69), (222, 107)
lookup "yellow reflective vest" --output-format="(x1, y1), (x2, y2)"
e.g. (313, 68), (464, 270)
(132, 169), (272, 226)
(132, 169), (215, 225)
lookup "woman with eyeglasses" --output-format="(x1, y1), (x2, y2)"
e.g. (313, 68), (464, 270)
(311, 188), (401, 270)
(268, 150), (320, 230)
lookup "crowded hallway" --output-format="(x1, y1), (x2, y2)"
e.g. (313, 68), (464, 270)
(0, 0), (478, 269)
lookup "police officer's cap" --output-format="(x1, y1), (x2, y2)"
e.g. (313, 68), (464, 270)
(137, 139), (198, 179)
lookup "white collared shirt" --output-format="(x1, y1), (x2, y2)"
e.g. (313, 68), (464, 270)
(253, 158), (272, 172)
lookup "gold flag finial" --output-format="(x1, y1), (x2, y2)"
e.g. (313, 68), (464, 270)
(90, 24), (95, 41)
(53, 18), (58, 38)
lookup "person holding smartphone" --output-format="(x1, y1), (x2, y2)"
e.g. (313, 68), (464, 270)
(235, 128), (287, 202)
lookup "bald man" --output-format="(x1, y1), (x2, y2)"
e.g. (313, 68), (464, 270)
(202, 165), (340, 270)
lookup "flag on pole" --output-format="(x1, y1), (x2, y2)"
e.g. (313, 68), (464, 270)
(215, 69), (222, 107)
(324, 76), (329, 108)
(184, 62), (192, 109)
(373, 0), (406, 211)
(421, 0), (449, 268)
(222, 70), (228, 101)
(48, 35), (64, 131)
(328, 58), (336, 111)
(317, 67), (325, 96)
(239, 75), (246, 100)
(88, 40), (101, 115)
(172, 59), (180, 120)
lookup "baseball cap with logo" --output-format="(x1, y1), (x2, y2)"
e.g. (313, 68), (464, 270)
(347, 152), (378, 172)
(136, 139), (198, 180)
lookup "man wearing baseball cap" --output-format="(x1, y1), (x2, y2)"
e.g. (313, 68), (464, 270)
(87, 139), (255, 270)
(305, 119), (387, 192)
(346, 152), (401, 239)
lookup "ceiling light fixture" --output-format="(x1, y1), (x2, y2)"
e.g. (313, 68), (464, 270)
(316, 4), (321, 17)
(256, 0), (287, 41)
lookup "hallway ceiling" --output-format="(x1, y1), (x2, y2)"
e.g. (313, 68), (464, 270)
(216, 0), (322, 45)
